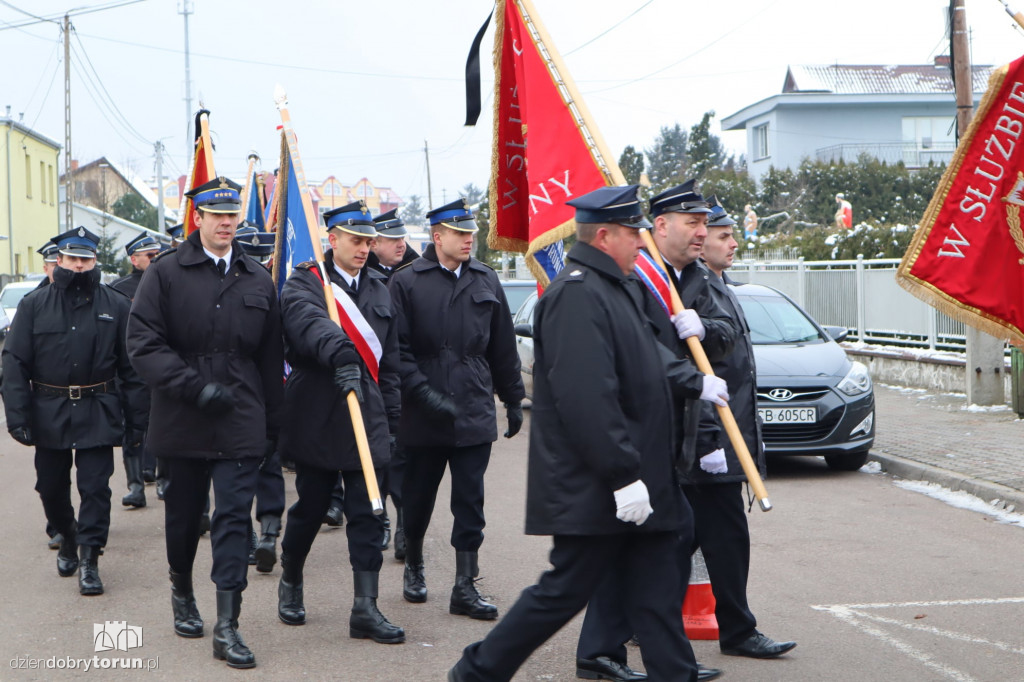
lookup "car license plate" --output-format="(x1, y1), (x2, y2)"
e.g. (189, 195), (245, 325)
(758, 407), (816, 423)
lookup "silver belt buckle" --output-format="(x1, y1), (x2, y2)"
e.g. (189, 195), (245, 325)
(68, 385), (81, 400)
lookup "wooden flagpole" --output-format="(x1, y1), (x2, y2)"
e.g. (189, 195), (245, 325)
(273, 85), (384, 515)
(514, 0), (771, 511)
(239, 152), (259, 219)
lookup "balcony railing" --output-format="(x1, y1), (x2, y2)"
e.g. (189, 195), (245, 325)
(815, 142), (955, 168)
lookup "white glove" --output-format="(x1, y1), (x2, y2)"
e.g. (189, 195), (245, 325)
(671, 309), (706, 341)
(700, 448), (729, 474)
(700, 375), (730, 406)
(613, 480), (654, 526)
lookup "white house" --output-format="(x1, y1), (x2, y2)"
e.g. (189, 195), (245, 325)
(721, 60), (993, 183)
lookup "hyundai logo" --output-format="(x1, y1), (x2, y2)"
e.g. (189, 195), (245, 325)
(767, 388), (794, 401)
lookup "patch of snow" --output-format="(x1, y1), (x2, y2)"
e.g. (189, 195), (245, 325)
(878, 383), (927, 394)
(860, 461), (883, 474)
(894, 480), (1024, 529)
(963, 403), (1011, 413)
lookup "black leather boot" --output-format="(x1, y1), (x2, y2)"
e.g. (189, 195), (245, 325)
(121, 456), (146, 508)
(277, 553), (306, 625)
(212, 590), (255, 669)
(254, 516), (280, 574)
(393, 506), (406, 561)
(349, 571), (405, 643)
(56, 524), (78, 577)
(155, 477), (167, 501)
(142, 467), (156, 483)
(449, 551), (497, 620)
(198, 513), (211, 536)
(247, 530), (257, 566)
(169, 569), (204, 638)
(79, 546), (103, 596)
(402, 535), (427, 603)
(380, 512), (392, 550)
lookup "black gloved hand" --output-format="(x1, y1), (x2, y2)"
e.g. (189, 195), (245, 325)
(504, 401), (524, 438)
(333, 364), (364, 403)
(388, 434), (398, 460)
(124, 428), (146, 448)
(196, 382), (236, 415)
(413, 383), (457, 419)
(9, 426), (34, 446)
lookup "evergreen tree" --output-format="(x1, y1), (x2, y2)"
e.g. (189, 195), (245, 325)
(686, 111), (725, 182)
(400, 194), (426, 227)
(644, 124), (689, 194)
(96, 229), (131, 276)
(618, 145), (645, 186)
(111, 193), (157, 230)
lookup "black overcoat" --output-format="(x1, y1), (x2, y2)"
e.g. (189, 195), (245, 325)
(388, 244), (524, 448)
(279, 256), (400, 471)
(524, 242), (685, 536)
(681, 272), (766, 484)
(1, 267), (147, 449)
(126, 232), (284, 460)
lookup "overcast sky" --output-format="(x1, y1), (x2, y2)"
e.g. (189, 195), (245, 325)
(3, 0), (1023, 208)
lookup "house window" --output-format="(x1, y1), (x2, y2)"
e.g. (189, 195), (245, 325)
(48, 164), (55, 205)
(164, 184), (178, 198)
(24, 153), (32, 198)
(40, 161), (46, 203)
(323, 180), (343, 196)
(901, 117), (955, 147)
(754, 124), (769, 160)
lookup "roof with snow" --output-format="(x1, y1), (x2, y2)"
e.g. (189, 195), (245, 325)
(782, 64), (993, 95)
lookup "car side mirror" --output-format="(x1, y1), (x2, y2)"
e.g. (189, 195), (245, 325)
(514, 323), (533, 338)
(823, 326), (848, 343)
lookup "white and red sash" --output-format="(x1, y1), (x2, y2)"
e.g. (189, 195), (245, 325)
(310, 266), (382, 383)
(635, 248), (672, 318)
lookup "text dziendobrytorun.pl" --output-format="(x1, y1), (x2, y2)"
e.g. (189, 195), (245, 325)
(9, 656), (159, 672)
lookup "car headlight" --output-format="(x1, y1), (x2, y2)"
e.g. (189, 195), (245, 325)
(837, 361), (872, 396)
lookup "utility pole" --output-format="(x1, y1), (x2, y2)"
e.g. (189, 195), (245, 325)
(953, 0), (1004, 405)
(180, 1), (193, 160)
(424, 140), (433, 210)
(154, 140), (165, 231)
(62, 13), (72, 234)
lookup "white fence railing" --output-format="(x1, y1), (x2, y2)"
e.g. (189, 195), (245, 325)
(728, 257), (970, 351)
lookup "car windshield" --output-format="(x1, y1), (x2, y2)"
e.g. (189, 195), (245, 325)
(502, 283), (537, 316)
(737, 294), (823, 344)
(0, 286), (31, 309)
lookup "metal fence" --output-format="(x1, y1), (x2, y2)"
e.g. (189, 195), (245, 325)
(728, 257), (970, 351)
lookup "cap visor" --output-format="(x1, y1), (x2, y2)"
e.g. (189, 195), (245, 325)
(441, 219), (479, 233)
(198, 202), (242, 214)
(330, 224), (378, 238)
(58, 247), (97, 258)
(617, 216), (652, 229)
(375, 227), (409, 238)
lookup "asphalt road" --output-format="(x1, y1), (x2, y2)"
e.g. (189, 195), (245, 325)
(2, 408), (1023, 681)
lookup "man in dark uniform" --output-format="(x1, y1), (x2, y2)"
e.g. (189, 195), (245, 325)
(36, 240), (59, 287)
(691, 197), (796, 660)
(2, 226), (147, 596)
(368, 207), (419, 559)
(110, 232), (162, 508)
(574, 180), (737, 682)
(275, 200), (404, 644)
(127, 177), (284, 669)
(235, 222), (285, 573)
(389, 198), (524, 621)
(449, 185), (700, 682)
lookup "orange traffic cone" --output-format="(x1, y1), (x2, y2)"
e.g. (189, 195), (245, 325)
(682, 549), (719, 640)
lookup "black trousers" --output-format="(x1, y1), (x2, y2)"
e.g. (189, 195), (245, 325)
(122, 434), (154, 473)
(34, 446), (114, 548)
(456, 532), (697, 682)
(577, 500), (696, 664)
(388, 443), (406, 507)
(163, 457), (259, 592)
(254, 449), (286, 520)
(402, 443), (490, 552)
(281, 464), (385, 572)
(684, 482), (757, 647)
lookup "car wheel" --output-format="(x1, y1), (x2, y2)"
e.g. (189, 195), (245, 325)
(825, 450), (869, 471)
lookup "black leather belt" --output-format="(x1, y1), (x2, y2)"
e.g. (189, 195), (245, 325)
(32, 380), (116, 400)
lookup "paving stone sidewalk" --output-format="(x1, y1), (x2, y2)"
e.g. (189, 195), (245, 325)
(870, 383), (1024, 510)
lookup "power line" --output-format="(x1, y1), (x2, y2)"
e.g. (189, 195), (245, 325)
(0, 0), (59, 25)
(0, 0), (148, 31)
(70, 28), (152, 145)
(564, 0), (655, 56)
(69, 49), (149, 154)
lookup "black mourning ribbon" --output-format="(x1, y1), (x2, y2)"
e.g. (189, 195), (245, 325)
(464, 6), (495, 126)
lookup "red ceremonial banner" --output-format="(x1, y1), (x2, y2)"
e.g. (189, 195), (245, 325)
(182, 110), (216, 237)
(898, 55), (1024, 345)
(487, 0), (610, 285)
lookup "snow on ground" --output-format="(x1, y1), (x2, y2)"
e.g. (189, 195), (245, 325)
(963, 403), (1012, 413)
(894, 480), (1024, 529)
(860, 461), (883, 474)
(878, 383), (927, 394)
